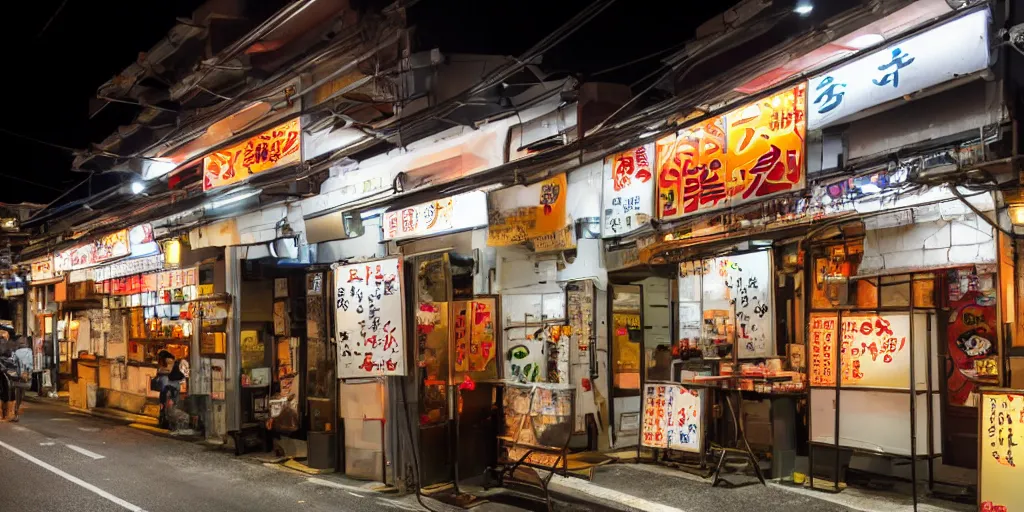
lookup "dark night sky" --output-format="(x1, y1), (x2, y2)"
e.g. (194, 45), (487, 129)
(2, 0), (724, 206)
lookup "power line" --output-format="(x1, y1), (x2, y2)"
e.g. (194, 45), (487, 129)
(0, 172), (64, 192)
(0, 127), (78, 154)
(36, 0), (70, 39)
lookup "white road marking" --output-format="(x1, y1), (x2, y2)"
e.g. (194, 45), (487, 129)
(377, 497), (424, 511)
(78, 427), (100, 432)
(66, 444), (106, 460)
(39, 442), (56, 446)
(347, 491), (364, 498)
(11, 425), (28, 432)
(546, 473), (687, 512)
(0, 440), (143, 511)
(306, 477), (379, 493)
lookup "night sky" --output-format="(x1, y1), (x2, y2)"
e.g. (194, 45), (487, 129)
(2, 0), (722, 206)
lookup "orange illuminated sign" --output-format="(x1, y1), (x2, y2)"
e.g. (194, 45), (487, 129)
(657, 83), (806, 221)
(202, 118), (301, 191)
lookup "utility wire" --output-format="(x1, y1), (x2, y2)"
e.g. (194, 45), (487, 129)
(0, 172), (64, 192)
(0, 127), (78, 154)
(36, 0), (69, 38)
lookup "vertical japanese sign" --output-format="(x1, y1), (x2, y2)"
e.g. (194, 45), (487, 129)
(487, 174), (568, 246)
(809, 314), (837, 386)
(203, 118), (302, 191)
(642, 384), (669, 449)
(334, 257), (406, 378)
(657, 84), (806, 221)
(979, 389), (1024, 512)
(808, 9), (990, 130)
(453, 298), (497, 376)
(809, 313), (912, 389)
(602, 143), (654, 237)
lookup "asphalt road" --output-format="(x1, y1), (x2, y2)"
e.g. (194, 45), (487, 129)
(0, 400), (558, 512)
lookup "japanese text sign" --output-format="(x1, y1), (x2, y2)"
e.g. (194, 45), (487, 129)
(203, 118), (302, 191)
(698, 251), (775, 358)
(979, 389), (1023, 512)
(602, 143), (655, 237)
(487, 174), (568, 246)
(641, 384), (703, 453)
(810, 313), (912, 389)
(53, 229), (131, 272)
(383, 191), (488, 241)
(657, 84), (806, 221)
(807, 9), (989, 130)
(30, 257), (54, 282)
(334, 257), (406, 378)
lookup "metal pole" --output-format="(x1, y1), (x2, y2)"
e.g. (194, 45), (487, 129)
(925, 310), (935, 493)
(833, 309), (842, 492)
(909, 275), (918, 512)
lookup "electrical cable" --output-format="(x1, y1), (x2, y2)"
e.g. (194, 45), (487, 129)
(0, 127), (78, 153)
(36, 0), (69, 39)
(398, 379), (444, 512)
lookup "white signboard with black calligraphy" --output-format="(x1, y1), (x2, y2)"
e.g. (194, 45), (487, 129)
(807, 9), (990, 130)
(601, 143), (655, 238)
(334, 257), (406, 378)
(701, 251), (774, 359)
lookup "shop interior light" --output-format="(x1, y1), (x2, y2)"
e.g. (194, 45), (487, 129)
(1009, 204), (1024, 226)
(794, 1), (813, 15)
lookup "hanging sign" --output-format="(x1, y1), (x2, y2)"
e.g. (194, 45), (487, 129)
(53, 229), (131, 272)
(383, 191), (488, 241)
(978, 388), (1024, 512)
(641, 384), (703, 452)
(30, 257), (54, 282)
(808, 9), (990, 130)
(657, 84), (806, 221)
(334, 257), (406, 378)
(203, 118), (302, 191)
(602, 143), (655, 237)
(487, 174), (568, 246)
(809, 313), (912, 389)
(128, 224), (159, 258)
(93, 254), (164, 282)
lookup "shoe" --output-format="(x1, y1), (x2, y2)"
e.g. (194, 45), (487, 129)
(0, 401), (7, 422)
(4, 402), (15, 422)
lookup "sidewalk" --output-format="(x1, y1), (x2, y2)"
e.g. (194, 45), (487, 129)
(546, 463), (976, 512)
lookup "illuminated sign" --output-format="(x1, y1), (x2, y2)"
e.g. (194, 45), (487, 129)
(203, 118), (302, 191)
(807, 9), (990, 130)
(602, 144), (655, 237)
(53, 229), (131, 272)
(383, 191), (488, 241)
(657, 84), (807, 221)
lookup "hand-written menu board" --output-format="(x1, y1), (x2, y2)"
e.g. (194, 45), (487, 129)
(334, 258), (406, 378)
(979, 390), (1024, 512)
(701, 251), (774, 358)
(809, 315), (837, 386)
(641, 384), (703, 453)
(809, 313), (911, 389)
